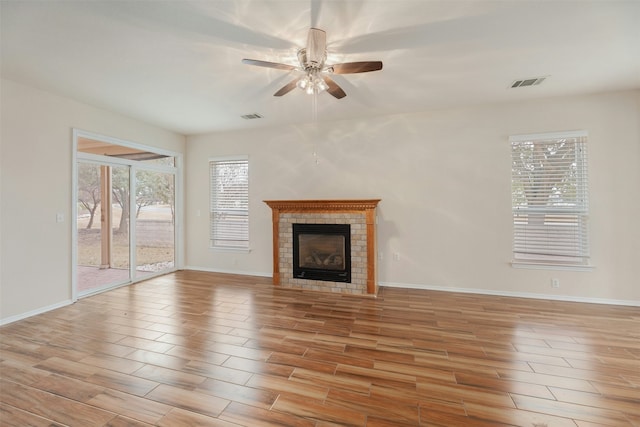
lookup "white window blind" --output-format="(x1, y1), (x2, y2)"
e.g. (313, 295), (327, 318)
(510, 131), (589, 267)
(210, 157), (249, 249)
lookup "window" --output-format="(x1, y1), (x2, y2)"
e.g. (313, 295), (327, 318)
(209, 156), (249, 249)
(510, 131), (589, 268)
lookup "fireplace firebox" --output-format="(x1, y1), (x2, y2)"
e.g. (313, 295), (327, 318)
(292, 223), (351, 283)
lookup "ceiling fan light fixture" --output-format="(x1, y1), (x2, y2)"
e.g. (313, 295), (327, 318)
(305, 84), (315, 95)
(297, 77), (309, 90)
(316, 77), (329, 92)
(297, 71), (328, 95)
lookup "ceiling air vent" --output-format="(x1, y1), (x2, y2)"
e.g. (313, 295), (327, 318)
(241, 113), (263, 120)
(510, 76), (548, 88)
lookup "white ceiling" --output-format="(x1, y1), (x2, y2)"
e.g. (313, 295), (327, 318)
(2, 0), (639, 136)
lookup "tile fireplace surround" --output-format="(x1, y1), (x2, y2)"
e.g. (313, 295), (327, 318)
(264, 199), (381, 296)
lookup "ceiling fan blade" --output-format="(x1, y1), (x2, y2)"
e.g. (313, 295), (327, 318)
(274, 78), (301, 97)
(242, 59), (297, 71)
(306, 28), (327, 67)
(321, 75), (346, 99)
(329, 61), (383, 74)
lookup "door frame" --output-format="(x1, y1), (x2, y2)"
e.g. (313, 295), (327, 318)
(72, 129), (183, 301)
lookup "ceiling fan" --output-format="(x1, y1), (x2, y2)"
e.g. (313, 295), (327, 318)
(242, 28), (383, 99)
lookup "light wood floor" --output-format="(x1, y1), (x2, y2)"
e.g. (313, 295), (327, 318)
(1, 271), (639, 426)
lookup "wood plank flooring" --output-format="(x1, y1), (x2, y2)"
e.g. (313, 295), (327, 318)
(1, 270), (639, 426)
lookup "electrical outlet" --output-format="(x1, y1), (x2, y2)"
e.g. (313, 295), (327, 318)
(378, 252), (383, 261)
(551, 278), (560, 288)
(393, 252), (400, 261)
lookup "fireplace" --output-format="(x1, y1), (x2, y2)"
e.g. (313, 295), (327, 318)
(264, 199), (381, 295)
(293, 223), (351, 283)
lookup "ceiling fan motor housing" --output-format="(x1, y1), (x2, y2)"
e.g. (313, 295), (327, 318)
(303, 28), (327, 69)
(297, 49), (324, 70)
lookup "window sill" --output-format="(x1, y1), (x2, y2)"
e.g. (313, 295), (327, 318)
(210, 246), (251, 253)
(511, 261), (594, 272)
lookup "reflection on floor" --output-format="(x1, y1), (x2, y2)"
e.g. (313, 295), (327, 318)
(4, 270), (638, 426)
(77, 265), (153, 292)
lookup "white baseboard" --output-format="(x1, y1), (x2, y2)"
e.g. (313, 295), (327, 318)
(0, 299), (74, 326)
(2, 276), (635, 326)
(184, 266), (271, 278)
(379, 281), (640, 307)
(184, 268), (639, 307)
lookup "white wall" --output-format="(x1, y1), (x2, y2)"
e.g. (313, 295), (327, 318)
(186, 90), (640, 304)
(0, 79), (186, 322)
(2, 82), (637, 325)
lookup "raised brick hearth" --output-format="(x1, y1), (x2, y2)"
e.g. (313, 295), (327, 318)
(264, 199), (380, 295)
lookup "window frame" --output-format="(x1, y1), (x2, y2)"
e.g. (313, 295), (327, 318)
(209, 155), (250, 252)
(509, 130), (592, 270)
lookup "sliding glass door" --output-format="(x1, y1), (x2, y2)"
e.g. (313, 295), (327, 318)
(74, 131), (178, 297)
(76, 161), (131, 293)
(135, 169), (175, 278)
